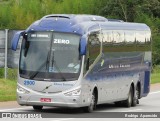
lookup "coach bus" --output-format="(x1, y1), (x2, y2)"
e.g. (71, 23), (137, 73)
(11, 14), (151, 112)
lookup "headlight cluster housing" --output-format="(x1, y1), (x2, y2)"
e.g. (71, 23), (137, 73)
(64, 88), (81, 96)
(17, 85), (30, 94)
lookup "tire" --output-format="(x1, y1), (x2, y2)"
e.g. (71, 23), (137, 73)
(124, 86), (133, 107)
(132, 86), (140, 106)
(33, 106), (43, 110)
(114, 101), (123, 107)
(83, 92), (96, 113)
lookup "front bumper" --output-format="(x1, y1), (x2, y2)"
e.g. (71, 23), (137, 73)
(17, 91), (87, 108)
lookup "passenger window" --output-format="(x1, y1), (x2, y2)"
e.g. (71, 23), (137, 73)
(103, 30), (125, 52)
(113, 31), (124, 44)
(136, 31), (145, 44)
(124, 31), (136, 52)
(136, 31), (151, 51)
(102, 30), (113, 53)
(88, 31), (101, 66)
(103, 30), (113, 44)
(125, 31), (135, 44)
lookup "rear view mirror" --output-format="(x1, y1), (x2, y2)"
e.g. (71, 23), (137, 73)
(80, 35), (87, 55)
(11, 31), (24, 51)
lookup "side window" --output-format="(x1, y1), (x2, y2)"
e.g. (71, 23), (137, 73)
(113, 30), (124, 44)
(102, 30), (113, 53)
(88, 31), (101, 66)
(136, 31), (149, 51)
(124, 31), (136, 51)
(103, 30), (113, 43)
(102, 30), (125, 53)
(136, 31), (145, 44)
(145, 31), (151, 51)
(146, 31), (151, 43)
(125, 31), (135, 44)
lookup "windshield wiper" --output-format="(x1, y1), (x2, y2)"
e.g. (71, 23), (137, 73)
(52, 60), (67, 81)
(50, 49), (66, 81)
(29, 51), (50, 79)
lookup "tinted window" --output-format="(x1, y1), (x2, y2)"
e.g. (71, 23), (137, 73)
(113, 30), (124, 44)
(136, 31), (151, 51)
(124, 31), (136, 51)
(103, 30), (125, 52)
(88, 31), (101, 66)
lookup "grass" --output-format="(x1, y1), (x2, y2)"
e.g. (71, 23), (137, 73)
(151, 65), (160, 84)
(0, 79), (17, 101)
(151, 72), (160, 84)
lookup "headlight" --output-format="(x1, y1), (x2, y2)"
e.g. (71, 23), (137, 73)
(17, 85), (30, 94)
(64, 88), (81, 96)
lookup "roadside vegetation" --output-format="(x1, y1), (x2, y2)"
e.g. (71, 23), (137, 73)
(0, 79), (16, 101)
(151, 65), (160, 84)
(151, 73), (160, 84)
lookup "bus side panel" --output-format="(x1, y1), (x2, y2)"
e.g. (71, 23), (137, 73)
(143, 71), (150, 95)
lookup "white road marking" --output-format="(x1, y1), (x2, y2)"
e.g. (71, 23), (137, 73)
(0, 107), (32, 112)
(149, 91), (160, 95)
(50, 118), (74, 121)
(120, 109), (142, 112)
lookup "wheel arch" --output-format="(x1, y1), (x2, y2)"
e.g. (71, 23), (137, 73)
(131, 82), (135, 96)
(93, 86), (98, 105)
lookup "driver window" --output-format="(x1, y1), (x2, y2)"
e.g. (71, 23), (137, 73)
(88, 31), (101, 66)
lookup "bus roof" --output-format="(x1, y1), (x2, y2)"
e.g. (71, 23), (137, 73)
(26, 14), (151, 35)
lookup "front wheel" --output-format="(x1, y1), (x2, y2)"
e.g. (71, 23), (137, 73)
(83, 92), (96, 113)
(33, 106), (43, 110)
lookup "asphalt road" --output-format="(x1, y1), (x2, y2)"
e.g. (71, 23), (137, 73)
(0, 84), (160, 121)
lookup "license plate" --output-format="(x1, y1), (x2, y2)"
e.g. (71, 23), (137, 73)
(40, 98), (51, 102)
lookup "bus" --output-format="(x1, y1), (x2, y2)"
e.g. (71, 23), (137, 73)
(11, 14), (151, 112)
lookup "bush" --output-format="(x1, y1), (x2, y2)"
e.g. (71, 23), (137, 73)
(152, 65), (160, 73)
(0, 68), (17, 80)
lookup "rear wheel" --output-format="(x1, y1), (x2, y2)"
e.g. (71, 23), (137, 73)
(33, 106), (43, 110)
(132, 85), (140, 106)
(83, 92), (96, 113)
(124, 86), (133, 107)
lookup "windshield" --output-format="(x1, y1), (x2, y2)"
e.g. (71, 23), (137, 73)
(19, 31), (81, 81)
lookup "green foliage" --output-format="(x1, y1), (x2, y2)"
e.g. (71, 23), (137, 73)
(151, 72), (160, 84)
(0, 0), (160, 65)
(152, 65), (160, 73)
(7, 68), (18, 80)
(0, 68), (18, 80)
(0, 78), (17, 101)
(0, 68), (4, 78)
